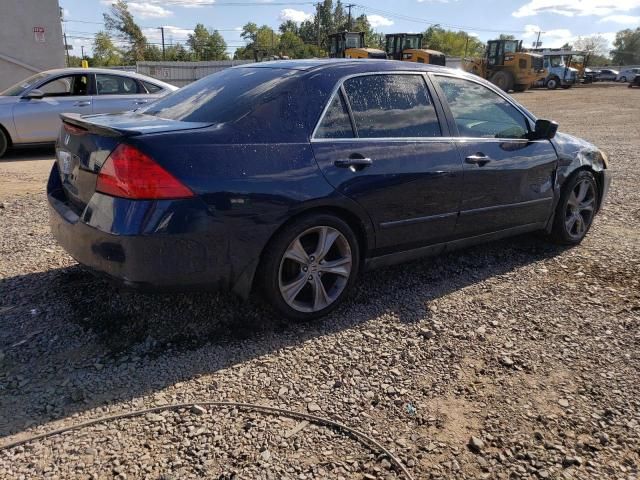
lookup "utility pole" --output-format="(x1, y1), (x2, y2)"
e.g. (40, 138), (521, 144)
(534, 31), (544, 49)
(346, 4), (355, 30)
(159, 26), (166, 60)
(464, 34), (469, 59)
(81, 45), (85, 59)
(63, 33), (70, 67)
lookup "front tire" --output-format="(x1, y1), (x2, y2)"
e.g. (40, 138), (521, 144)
(258, 213), (360, 321)
(490, 70), (515, 92)
(0, 129), (8, 158)
(546, 77), (559, 90)
(550, 170), (599, 245)
(620, 76), (627, 83)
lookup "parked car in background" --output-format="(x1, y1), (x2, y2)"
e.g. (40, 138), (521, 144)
(48, 60), (610, 320)
(629, 75), (640, 88)
(617, 68), (640, 82)
(583, 68), (598, 84)
(595, 69), (619, 82)
(0, 68), (177, 158)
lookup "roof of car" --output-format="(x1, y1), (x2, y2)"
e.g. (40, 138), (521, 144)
(39, 68), (177, 89)
(235, 58), (455, 74)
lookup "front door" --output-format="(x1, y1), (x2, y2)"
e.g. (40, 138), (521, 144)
(432, 74), (558, 238)
(311, 73), (464, 255)
(13, 73), (92, 143)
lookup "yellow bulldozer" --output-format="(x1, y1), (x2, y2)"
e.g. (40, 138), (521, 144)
(384, 33), (446, 65)
(463, 39), (546, 92)
(328, 32), (387, 59)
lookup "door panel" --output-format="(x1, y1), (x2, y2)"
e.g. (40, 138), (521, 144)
(13, 73), (92, 143)
(454, 139), (557, 236)
(13, 96), (93, 143)
(93, 74), (152, 114)
(432, 74), (558, 238)
(313, 140), (463, 253)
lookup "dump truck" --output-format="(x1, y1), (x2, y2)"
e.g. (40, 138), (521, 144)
(463, 39), (546, 92)
(328, 32), (387, 59)
(384, 33), (446, 65)
(531, 49), (581, 89)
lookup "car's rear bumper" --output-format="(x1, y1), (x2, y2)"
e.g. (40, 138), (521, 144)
(47, 164), (232, 291)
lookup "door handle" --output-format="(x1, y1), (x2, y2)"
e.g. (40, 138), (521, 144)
(334, 157), (373, 170)
(73, 101), (91, 107)
(465, 154), (492, 166)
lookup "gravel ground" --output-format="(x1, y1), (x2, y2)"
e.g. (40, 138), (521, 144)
(0, 85), (639, 480)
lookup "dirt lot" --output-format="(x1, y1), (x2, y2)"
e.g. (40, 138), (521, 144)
(0, 85), (639, 479)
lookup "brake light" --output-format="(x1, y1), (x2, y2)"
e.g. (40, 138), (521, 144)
(63, 122), (87, 136)
(96, 144), (194, 200)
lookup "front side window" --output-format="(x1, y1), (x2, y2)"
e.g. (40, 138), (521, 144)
(96, 74), (140, 95)
(342, 74), (441, 138)
(436, 76), (530, 139)
(38, 74), (89, 97)
(315, 91), (353, 139)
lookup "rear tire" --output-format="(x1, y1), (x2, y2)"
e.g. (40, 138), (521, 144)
(258, 213), (360, 321)
(490, 70), (515, 92)
(0, 129), (8, 158)
(550, 170), (598, 245)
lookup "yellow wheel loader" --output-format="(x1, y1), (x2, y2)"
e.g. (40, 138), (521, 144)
(464, 39), (546, 92)
(328, 32), (387, 59)
(384, 33), (446, 65)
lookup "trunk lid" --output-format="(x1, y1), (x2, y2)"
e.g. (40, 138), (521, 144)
(56, 113), (212, 212)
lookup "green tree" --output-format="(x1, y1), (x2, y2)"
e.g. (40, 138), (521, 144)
(236, 23), (280, 60)
(574, 34), (611, 57)
(143, 44), (163, 61)
(279, 20), (299, 35)
(499, 34), (516, 40)
(165, 43), (190, 61)
(103, 0), (146, 63)
(92, 31), (123, 66)
(424, 26), (484, 57)
(206, 30), (229, 60)
(611, 28), (640, 65)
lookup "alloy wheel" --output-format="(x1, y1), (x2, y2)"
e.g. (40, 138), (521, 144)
(278, 226), (352, 313)
(564, 179), (596, 240)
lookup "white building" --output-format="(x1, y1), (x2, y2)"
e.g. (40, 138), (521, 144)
(0, 0), (65, 91)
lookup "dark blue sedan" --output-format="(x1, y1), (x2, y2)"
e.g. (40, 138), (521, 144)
(48, 60), (610, 320)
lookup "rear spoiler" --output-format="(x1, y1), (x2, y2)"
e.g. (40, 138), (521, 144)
(61, 113), (139, 137)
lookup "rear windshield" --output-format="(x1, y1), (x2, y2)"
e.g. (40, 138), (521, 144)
(141, 67), (301, 124)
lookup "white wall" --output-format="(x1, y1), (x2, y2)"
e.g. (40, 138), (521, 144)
(0, 0), (65, 91)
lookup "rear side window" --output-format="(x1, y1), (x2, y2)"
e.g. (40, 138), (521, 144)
(435, 76), (530, 139)
(315, 91), (353, 139)
(143, 81), (162, 93)
(96, 74), (140, 95)
(342, 74), (441, 138)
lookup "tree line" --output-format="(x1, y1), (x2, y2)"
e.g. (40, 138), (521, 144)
(75, 0), (640, 67)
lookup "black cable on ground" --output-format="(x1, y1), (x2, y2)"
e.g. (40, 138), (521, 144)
(0, 401), (414, 480)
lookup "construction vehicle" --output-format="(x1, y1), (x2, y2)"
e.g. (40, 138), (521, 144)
(384, 33), (446, 65)
(531, 49), (581, 89)
(463, 39), (546, 92)
(328, 32), (387, 59)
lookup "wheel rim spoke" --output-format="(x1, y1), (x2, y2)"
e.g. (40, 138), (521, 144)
(576, 180), (589, 203)
(314, 226), (339, 262)
(567, 191), (579, 208)
(579, 198), (595, 213)
(284, 238), (309, 265)
(311, 275), (331, 310)
(319, 256), (351, 277)
(566, 215), (578, 234)
(281, 273), (309, 304)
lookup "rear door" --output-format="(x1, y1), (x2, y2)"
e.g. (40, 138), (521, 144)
(311, 72), (464, 254)
(12, 73), (92, 143)
(93, 73), (152, 113)
(431, 74), (557, 237)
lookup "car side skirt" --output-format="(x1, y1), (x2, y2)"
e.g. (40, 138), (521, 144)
(365, 221), (547, 271)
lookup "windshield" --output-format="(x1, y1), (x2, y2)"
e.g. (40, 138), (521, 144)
(403, 36), (421, 50)
(141, 67), (300, 124)
(0, 72), (49, 96)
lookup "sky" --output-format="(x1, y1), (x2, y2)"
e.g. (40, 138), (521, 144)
(59, 0), (640, 56)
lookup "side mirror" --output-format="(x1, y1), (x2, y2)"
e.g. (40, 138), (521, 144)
(531, 119), (558, 140)
(23, 89), (44, 100)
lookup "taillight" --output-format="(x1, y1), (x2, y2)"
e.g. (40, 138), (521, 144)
(96, 144), (194, 200)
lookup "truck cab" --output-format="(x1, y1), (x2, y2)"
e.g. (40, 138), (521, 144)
(384, 33), (446, 65)
(328, 32), (387, 59)
(532, 49), (580, 89)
